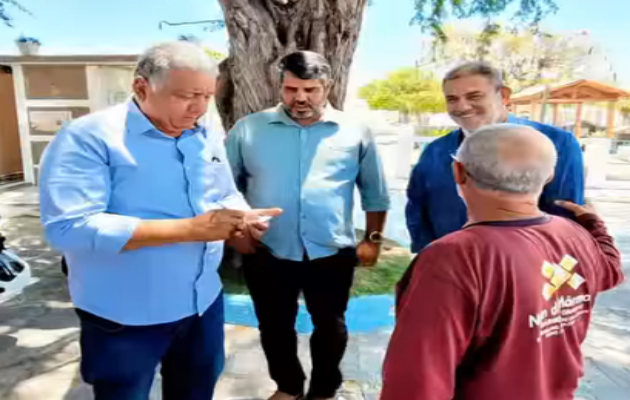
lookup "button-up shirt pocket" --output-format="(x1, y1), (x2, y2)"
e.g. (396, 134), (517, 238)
(197, 151), (234, 211)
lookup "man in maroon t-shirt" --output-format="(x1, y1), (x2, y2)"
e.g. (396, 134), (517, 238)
(382, 124), (624, 400)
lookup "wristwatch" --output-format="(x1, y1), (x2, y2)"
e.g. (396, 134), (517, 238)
(367, 231), (384, 244)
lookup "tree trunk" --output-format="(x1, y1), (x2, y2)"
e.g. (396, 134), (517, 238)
(216, 0), (368, 131)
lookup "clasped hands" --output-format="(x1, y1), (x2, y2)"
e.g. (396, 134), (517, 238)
(188, 208), (283, 247)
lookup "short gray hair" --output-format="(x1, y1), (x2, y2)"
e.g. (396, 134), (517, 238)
(135, 41), (218, 87)
(455, 123), (558, 194)
(443, 61), (503, 90)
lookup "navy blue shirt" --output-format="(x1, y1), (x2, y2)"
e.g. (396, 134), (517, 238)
(406, 116), (585, 253)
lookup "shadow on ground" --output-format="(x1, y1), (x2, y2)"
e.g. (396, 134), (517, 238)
(0, 215), (82, 400)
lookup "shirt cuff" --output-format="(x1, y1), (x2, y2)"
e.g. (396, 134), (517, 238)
(91, 213), (141, 253)
(362, 196), (391, 212)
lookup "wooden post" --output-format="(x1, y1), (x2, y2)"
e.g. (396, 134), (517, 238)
(531, 102), (541, 122)
(575, 102), (583, 138)
(573, 103), (582, 138)
(552, 104), (560, 126)
(607, 100), (617, 138)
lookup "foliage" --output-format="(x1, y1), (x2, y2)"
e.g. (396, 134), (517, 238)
(352, 253), (411, 296)
(416, 127), (451, 137)
(412, 0), (558, 40)
(359, 68), (446, 114)
(0, 0), (29, 27)
(205, 49), (227, 62)
(621, 99), (630, 116)
(177, 34), (200, 43)
(422, 25), (613, 92)
(176, 35), (226, 61)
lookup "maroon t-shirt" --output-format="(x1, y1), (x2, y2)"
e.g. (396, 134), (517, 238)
(382, 215), (624, 400)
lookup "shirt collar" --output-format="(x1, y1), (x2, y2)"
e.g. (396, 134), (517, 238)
(268, 104), (341, 127)
(126, 99), (207, 138)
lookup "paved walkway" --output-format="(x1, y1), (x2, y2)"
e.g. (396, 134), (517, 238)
(0, 183), (629, 399)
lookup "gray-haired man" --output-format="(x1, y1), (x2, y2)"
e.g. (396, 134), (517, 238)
(406, 62), (585, 253)
(384, 124), (623, 400)
(39, 41), (281, 399)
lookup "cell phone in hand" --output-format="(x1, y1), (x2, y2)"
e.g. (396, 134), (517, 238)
(257, 215), (272, 223)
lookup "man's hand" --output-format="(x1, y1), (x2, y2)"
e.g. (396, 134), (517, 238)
(555, 200), (596, 218)
(190, 209), (247, 242)
(227, 230), (258, 254)
(228, 208), (283, 253)
(190, 208), (282, 242)
(124, 208), (282, 251)
(244, 208), (283, 240)
(357, 240), (381, 267)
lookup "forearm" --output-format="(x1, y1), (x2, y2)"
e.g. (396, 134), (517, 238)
(124, 218), (196, 251)
(577, 213), (624, 290)
(365, 211), (387, 236)
(45, 213), (198, 253)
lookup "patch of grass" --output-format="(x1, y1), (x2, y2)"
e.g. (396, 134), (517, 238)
(351, 253), (411, 296)
(219, 256), (249, 295)
(219, 251), (412, 297)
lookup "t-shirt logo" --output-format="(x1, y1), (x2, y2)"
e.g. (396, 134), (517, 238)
(541, 255), (586, 301)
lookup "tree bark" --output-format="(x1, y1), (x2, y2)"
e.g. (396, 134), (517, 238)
(216, 0), (368, 130)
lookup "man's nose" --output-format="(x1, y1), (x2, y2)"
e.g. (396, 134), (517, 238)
(295, 91), (308, 102)
(452, 99), (472, 113)
(189, 97), (209, 114)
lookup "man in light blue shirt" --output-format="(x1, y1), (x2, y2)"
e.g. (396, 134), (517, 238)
(226, 51), (390, 400)
(39, 41), (280, 400)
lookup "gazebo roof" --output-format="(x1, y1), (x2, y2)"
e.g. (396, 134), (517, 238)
(511, 79), (630, 105)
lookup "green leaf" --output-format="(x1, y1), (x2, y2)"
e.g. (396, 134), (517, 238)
(359, 68), (446, 114)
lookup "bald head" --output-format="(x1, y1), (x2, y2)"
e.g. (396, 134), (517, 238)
(455, 124), (558, 195)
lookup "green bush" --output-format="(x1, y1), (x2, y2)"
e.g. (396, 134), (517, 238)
(416, 127), (452, 137)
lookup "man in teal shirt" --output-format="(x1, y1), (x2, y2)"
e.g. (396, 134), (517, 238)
(226, 51), (390, 400)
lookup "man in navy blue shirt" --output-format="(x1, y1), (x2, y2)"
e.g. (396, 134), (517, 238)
(406, 62), (584, 253)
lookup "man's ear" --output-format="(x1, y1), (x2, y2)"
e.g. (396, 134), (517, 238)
(133, 77), (149, 101)
(453, 162), (467, 185)
(545, 172), (555, 185)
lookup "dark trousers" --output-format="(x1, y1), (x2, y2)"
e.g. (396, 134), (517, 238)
(76, 295), (225, 400)
(243, 248), (356, 398)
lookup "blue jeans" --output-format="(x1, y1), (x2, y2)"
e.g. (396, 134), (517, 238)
(77, 295), (225, 400)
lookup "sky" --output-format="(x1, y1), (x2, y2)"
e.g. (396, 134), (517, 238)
(1, 0), (629, 94)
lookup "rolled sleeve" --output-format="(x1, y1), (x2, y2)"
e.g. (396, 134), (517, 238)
(39, 127), (139, 254)
(88, 213), (141, 253)
(357, 128), (391, 212)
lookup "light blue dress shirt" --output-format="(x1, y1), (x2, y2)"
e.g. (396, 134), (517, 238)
(39, 100), (247, 326)
(226, 105), (390, 262)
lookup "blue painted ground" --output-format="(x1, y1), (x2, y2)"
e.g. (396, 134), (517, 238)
(223, 190), (408, 333)
(224, 294), (396, 334)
